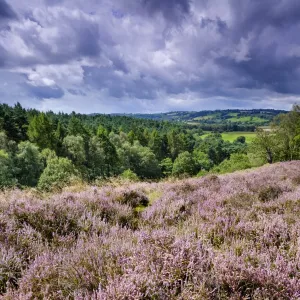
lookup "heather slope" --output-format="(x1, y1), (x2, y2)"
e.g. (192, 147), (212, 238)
(0, 162), (300, 299)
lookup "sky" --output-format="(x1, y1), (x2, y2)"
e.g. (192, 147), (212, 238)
(0, 0), (300, 113)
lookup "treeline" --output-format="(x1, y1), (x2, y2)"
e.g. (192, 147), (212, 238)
(129, 109), (285, 121)
(128, 109), (285, 131)
(199, 123), (256, 132)
(251, 105), (300, 164)
(0, 103), (249, 190)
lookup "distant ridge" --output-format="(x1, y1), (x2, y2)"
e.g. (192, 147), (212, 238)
(109, 109), (286, 128)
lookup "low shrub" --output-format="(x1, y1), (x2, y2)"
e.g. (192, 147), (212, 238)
(120, 169), (139, 182)
(258, 185), (283, 202)
(116, 190), (149, 208)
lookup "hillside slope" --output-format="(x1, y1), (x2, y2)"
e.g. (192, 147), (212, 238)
(119, 109), (286, 127)
(0, 162), (300, 299)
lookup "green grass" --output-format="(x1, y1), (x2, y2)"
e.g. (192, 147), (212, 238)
(193, 113), (220, 121)
(187, 114), (268, 125)
(221, 132), (256, 142)
(186, 122), (203, 125)
(135, 190), (163, 213)
(258, 126), (272, 131)
(227, 116), (266, 123)
(201, 131), (256, 143)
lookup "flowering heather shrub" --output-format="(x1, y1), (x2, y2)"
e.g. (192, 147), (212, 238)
(0, 246), (24, 294)
(115, 189), (149, 208)
(1, 161), (300, 299)
(258, 185), (283, 202)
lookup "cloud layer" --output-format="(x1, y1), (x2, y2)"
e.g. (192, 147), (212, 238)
(0, 0), (300, 113)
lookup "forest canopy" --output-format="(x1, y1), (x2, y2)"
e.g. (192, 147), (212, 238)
(0, 103), (298, 190)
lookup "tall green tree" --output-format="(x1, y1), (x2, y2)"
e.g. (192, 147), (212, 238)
(38, 157), (79, 191)
(198, 133), (230, 165)
(0, 150), (17, 188)
(67, 116), (89, 138)
(149, 130), (164, 160)
(172, 151), (197, 176)
(160, 158), (173, 177)
(119, 141), (161, 178)
(97, 126), (118, 177)
(87, 136), (105, 180)
(167, 130), (186, 160)
(250, 129), (278, 164)
(54, 121), (66, 155)
(16, 141), (44, 187)
(127, 130), (136, 145)
(63, 135), (87, 176)
(193, 150), (212, 171)
(27, 113), (56, 150)
(13, 102), (28, 141)
(0, 132), (9, 151)
(275, 105), (300, 161)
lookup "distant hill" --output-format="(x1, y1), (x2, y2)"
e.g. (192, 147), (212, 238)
(114, 109), (287, 132)
(116, 109), (286, 126)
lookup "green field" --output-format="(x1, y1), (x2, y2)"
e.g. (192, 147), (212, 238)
(201, 131), (256, 143)
(227, 112), (238, 117)
(222, 132), (256, 142)
(227, 116), (266, 123)
(191, 113), (266, 124)
(193, 113), (220, 121)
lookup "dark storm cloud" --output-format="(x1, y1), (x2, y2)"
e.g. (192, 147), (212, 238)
(200, 17), (228, 35)
(44, 0), (63, 5)
(218, 54), (300, 95)
(0, 6), (106, 69)
(68, 89), (86, 96)
(0, 0), (17, 19)
(74, 24), (101, 57)
(213, 0), (300, 96)
(84, 66), (159, 99)
(142, 0), (191, 22)
(230, 0), (300, 35)
(24, 83), (65, 99)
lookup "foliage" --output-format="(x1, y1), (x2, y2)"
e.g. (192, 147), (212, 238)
(249, 128), (278, 164)
(87, 136), (105, 180)
(193, 150), (213, 171)
(197, 133), (231, 165)
(159, 158), (173, 177)
(96, 127), (119, 177)
(27, 113), (55, 150)
(213, 153), (252, 174)
(132, 109), (285, 131)
(172, 151), (197, 176)
(119, 141), (161, 179)
(63, 135), (86, 168)
(120, 169), (139, 181)
(201, 131), (256, 143)
(0, 103), (298, 189)
(16, 142), (44, 187)
(0, 131), (9, 151)
(38, 157), (79, 191)
(275, 104), (300, 161)
(0, 150), (16, 188)
(41, 148), (57, 163)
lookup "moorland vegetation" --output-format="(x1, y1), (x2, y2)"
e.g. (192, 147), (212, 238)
(0, 162), (299, 298)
